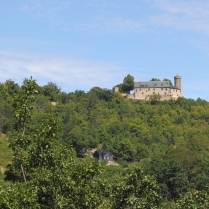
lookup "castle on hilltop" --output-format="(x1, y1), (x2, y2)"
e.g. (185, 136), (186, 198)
(114, 75), (181, 101)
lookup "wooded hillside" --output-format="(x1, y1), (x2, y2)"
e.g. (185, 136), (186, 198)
(1, 78), (209, 208)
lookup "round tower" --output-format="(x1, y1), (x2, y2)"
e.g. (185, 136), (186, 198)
(174, 74), (181, 90)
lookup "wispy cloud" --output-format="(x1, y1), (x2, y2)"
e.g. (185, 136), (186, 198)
(20, 0), (70, 26)
(0, 50), (208, 99)
(20, 0), (147, 34)
(149, 0), (209, 34)
(0, 51), (128, 91)
(79, 0), (209, 35)
(80, 16), (145, 35)
(19, 0), (209, 36)
(189, 38), (209, 56)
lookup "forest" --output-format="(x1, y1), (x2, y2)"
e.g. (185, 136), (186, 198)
(1, 76), (209, 208)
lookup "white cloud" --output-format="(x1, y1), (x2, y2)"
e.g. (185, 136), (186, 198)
(21, 0), (69, 15)
(0, 50), (208, 99)
(0, 51), (127, 91)
(80, 16), (145, 35)
(20, 0), (147, 34)
(20, 0), (70, 26)
(149, 0), (209, 34)
(19, 0), (209, 36)
(79, 0), (209, 35)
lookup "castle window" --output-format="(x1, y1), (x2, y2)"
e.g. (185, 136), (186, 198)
(165, 88), (167, 91)
(161, 88), (163, 91)
(153, 88), (155, 90)
(165, 92), (166, 95)
(148, 88), (150, 91)
(153, 92), (155, 94)
(140, 88), (141, 91)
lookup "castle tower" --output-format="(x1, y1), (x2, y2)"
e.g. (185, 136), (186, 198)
(113, 86), (119, 93)
(174, 74), (181, 91)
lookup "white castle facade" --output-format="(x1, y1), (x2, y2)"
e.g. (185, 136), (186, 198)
(115, 75), (182, 101)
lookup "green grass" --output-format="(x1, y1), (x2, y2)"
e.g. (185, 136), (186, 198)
(0, 134), (12, 179)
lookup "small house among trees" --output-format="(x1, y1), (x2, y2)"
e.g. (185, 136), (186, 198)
(93, 149), (114, 161)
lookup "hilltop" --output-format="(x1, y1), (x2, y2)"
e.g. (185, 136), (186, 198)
(1, 78), (209, 207)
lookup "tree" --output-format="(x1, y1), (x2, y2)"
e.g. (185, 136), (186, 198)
(150, 78), (161, 81)
(149, 94), (161, 105)
(5, 76), (38, 182)
(163, 78), (173, 85)
(41, 82), (61, 101)
(105, 168), (162, 209)
(176, 187), (209, 208)
(3, 79), (20, 97)
(144, 147), (194, 200)
(120, 74), (134, 94)
(88, 87), (113, 102)
(2, 77), (105, 209)
(114, 139), (136, 162)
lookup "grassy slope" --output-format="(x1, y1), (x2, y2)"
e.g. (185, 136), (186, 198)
(0, 134), (12, 180)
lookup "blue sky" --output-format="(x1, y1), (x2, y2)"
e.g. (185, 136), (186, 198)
(1, 0), (209, 99)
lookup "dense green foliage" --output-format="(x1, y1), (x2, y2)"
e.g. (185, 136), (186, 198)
(151, 78), (173, 85)
(0, 135), (12, 181)
(116, 74), (134, 93)
(1, 77), (209, 208)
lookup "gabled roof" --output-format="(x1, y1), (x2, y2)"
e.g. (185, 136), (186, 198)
(95, 149), (113, 156)
(134, 81), (176, 88)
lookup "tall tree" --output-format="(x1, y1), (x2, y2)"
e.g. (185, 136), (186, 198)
(121, 74), (134, 94)
(41, 82), (61, 101)
(5, 77), (38, 182)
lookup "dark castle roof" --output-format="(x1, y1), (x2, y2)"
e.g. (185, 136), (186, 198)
(134, 81), (178, 89)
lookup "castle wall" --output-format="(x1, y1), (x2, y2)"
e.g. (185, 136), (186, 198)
(132, 87), (181, 100)
(134, 87), (172, 98)
(126, 94), (135, 99)
(117, 75), (181, 101)
(171, 89), (181, 99)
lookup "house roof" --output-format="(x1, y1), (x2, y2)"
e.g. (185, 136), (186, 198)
(95, 149), (113, 156)
(134, 81), (177, 89)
